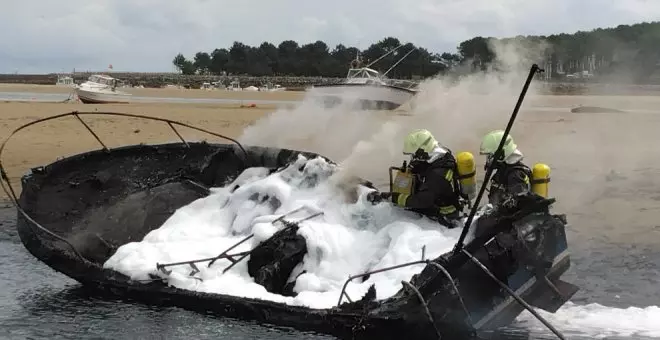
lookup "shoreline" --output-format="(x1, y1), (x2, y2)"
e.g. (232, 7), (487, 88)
(3, 82), (660, 97)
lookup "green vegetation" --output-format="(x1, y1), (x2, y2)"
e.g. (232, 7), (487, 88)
(174, 21), (660, 83)
(173, 37), (449, 79)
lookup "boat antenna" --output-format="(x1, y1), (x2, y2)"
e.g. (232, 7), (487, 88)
(382, 46), (417, 78)
(365, 44), (405, 69)
(452, 64), (544, 255)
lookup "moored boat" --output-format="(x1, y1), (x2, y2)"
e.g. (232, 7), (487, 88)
(74, 74), (131, 104)
(307, 45), (419, 110)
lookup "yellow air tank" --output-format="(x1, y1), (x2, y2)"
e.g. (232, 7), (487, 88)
(531, 163), (551, 198)
(456, 151), (477, 200)
(391, 165), (415, 196)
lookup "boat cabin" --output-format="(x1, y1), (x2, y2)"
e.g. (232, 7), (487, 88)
(86, 74), (119, 87)
(345, 67), (387, 85)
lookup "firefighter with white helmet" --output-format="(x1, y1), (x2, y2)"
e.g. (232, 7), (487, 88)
(367, 129), (464, 227)
(479, 130), (533, 206)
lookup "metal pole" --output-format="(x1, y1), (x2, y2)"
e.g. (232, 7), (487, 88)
(452, 64), (543, 254)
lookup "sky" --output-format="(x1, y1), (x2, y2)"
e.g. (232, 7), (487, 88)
(1, 0), (659, 74)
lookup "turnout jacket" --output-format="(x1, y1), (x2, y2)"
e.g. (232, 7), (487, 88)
(390, 152), (462, 219)
(488, 161), (532, 206)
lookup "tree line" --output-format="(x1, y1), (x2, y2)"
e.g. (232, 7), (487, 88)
(173, 37), (450, 79)
(173, 21), (660, 83)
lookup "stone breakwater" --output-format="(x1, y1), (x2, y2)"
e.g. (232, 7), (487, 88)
(0, 73), (353, 90)
(2, 73), (660, 95)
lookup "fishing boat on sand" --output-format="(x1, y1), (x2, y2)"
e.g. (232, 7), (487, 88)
(74, 74), (132, 104)
(1, 66), (577, 340)
(307, 45), (419, 110)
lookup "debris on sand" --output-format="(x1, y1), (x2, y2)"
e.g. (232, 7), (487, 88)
(570, 106), (625, 113)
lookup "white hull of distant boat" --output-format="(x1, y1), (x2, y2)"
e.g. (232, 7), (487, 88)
(308, 84), (416, 110)
(75, 87), (131, 104)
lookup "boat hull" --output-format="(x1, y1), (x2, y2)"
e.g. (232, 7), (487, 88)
(307, 83), (417, 110)
(75, 87), (131, 104)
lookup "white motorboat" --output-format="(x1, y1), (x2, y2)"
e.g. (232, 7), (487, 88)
(307, 46), (420, 110)
(75, 74), (132, 104)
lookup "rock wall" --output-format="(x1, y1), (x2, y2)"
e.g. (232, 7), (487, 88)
(2, 73), (660, 95)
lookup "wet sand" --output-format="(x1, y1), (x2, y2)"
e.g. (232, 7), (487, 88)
(1, 93), (659, 252)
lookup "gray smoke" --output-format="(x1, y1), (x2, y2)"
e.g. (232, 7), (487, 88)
(239, 38), (550, 189)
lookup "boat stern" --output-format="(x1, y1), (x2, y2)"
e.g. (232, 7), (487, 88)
(396, 194), (579, 336)
(468, 210), (579, 330)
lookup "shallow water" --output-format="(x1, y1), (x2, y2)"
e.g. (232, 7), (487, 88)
(1, 201), (657, 340)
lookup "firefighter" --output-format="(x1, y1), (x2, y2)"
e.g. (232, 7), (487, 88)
(367, 129), (464, 228)
(479, 130), (533, 206)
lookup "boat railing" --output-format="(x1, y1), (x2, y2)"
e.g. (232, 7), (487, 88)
(155, 206), (323, 279)
(335, 250), (567, 340)
(335, 256), (466, 310)
(337, 259), (427, 306)
(0, 110), (249, 264)
(391, 79), (420, 90)
(336, 256), (472, 338)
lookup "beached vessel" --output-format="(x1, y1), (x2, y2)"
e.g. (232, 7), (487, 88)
(75, 74), (132, 104)
(307, 45), (419, 110)
(2, 109), (577, 339)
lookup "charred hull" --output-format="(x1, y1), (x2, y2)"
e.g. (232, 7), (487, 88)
(7, 123), (577, 339)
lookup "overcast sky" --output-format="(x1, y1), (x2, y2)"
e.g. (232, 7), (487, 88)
(1, 0), (658, 73)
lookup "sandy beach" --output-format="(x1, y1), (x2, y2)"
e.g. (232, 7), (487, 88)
(1, 86), (659, 248)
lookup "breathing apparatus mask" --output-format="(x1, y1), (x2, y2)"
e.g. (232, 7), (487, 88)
(483, 151), (504, 172)
(404, 148), (431, 174)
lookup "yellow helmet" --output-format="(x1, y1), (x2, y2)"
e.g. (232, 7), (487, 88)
(403, 129), (438, 155)
(479, 130), (517, 159)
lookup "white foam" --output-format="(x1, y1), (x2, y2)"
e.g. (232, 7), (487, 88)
(103, 154), (468, 309)
(103, 154), (660, 337)
(517, 302), (660, 338)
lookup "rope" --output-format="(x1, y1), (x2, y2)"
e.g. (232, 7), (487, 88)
(401, 280), (442, 339)
(425, 261), (473, 325)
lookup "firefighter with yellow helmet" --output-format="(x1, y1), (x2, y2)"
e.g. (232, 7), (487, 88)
(366, 129), (465, 228)
(479, 130), (535, 206)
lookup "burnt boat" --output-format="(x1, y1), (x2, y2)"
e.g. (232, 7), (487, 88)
(1, 111), (578, 340)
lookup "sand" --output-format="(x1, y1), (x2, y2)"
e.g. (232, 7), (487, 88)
(1, 91), (659, 248)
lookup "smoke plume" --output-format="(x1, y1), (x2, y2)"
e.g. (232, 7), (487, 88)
(239, 38), (550, 188)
